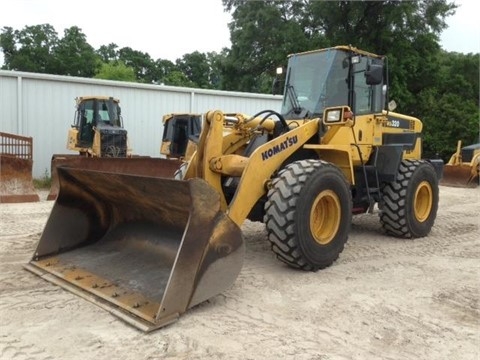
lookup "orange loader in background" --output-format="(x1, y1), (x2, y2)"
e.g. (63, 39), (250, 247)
(440, 140), (480, 188)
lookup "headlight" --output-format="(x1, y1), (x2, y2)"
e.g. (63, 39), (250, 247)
(326, 110), (341, 122)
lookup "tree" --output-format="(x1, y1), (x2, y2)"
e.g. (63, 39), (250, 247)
(96, 43), (120, 63)
(417, 51), (480, 160)
(54, 26), (99, 77)
(176, 51), (225, 89)
(94, 61), (136, 82)
(206, 50), (227, 89)
(0, 27), (16, 70)
(0, 24), (59, 73)
(222, 0), (314, 92)
(149, 59), (177, 84)
(162, 70), (196, 87)
(117, 47), (156, 83)
(0, 24), (99, 77)
(221, 0), (457, 97)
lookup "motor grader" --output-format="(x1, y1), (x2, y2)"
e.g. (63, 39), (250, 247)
(25, 45), (443, 332)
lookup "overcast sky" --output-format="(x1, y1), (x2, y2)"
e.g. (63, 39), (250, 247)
(0, 0), (478, 65)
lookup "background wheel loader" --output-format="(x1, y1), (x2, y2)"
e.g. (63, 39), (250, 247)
(26, 45), (443, 332)
(47, 96), (130, 200)
(440, 140), (479, 188)
(160, 113), (202, 160)
(67, 95), (130, 157)
(160, 113), (203, 180)
(47, 96), (186, 200)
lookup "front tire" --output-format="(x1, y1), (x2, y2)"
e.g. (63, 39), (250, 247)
(379, 159), (439, 238)
(264, 159), (352, 271)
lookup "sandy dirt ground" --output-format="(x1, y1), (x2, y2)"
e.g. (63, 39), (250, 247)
(0, 186), (479, 360)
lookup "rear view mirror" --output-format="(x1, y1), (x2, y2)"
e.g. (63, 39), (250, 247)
(388, 100), (397, 112)
(272, 66), (286, 95)
(272, 78), (284, 95)
(365, 63), (383, 85)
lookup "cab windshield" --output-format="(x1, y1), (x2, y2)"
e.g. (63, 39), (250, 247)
(82, 99), (121, 127)
(281, 49), (384, 118)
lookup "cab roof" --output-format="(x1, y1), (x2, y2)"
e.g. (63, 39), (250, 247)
(288, 45), (383, 59)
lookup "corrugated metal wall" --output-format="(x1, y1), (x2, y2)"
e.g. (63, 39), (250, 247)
(0, 70), (283, 178)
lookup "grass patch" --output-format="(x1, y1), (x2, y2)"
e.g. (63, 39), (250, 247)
(33, 169), (52, 189)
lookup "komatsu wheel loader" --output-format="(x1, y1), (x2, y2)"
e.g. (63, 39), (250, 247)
(26, 46), (443, 332)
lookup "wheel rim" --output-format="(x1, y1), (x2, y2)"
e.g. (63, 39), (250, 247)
(309, 190), (341, 245)
(414, 181), (433, 222)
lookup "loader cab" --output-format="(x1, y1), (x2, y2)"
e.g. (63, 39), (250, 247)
(74, 97), (123, 147)
(160, 113), (202, 159)
(70, 96), (127, 157)
(281, 46), (385, 120)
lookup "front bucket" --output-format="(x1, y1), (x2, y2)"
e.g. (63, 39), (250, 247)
(25, 167), (244, 332)
(440, 165), (479, 188)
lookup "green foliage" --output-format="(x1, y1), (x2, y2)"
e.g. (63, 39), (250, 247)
(33, 169), (52, 189)
(0, 24), (59, 73)
(163, 70), (196, 87)
(417, 51), (480, 160)
(118, 47), (155, 83)
(176, 51), (209, 87)
(96, 43), (119, 62)
(420, 90), (479, 160)
(94, 61), (136, 82)
(221, 0), (316, 92)
(55, 26), (100, 77)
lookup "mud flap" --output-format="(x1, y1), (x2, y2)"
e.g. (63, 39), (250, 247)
(25, 167), (244, 332)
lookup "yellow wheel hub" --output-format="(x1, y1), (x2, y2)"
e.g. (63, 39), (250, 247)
(310, 190), (341, 245)
(414, 181), (433, 222)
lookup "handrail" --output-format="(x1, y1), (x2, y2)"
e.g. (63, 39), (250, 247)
(0, 132), (33, 160)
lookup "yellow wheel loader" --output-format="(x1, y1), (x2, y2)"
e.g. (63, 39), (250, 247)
(440, 140), (479, 188)
(160, 113), (203, 180)
(26, 46), (444, 332)
(160, 113), (202, 160)
(47, 96), (166, 200)
(48, 96), (130, 200)
(67, 96), (129, 157)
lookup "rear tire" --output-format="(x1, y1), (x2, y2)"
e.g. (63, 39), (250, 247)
(379, 159), (439, 238)
(264, 159), (352, 271)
